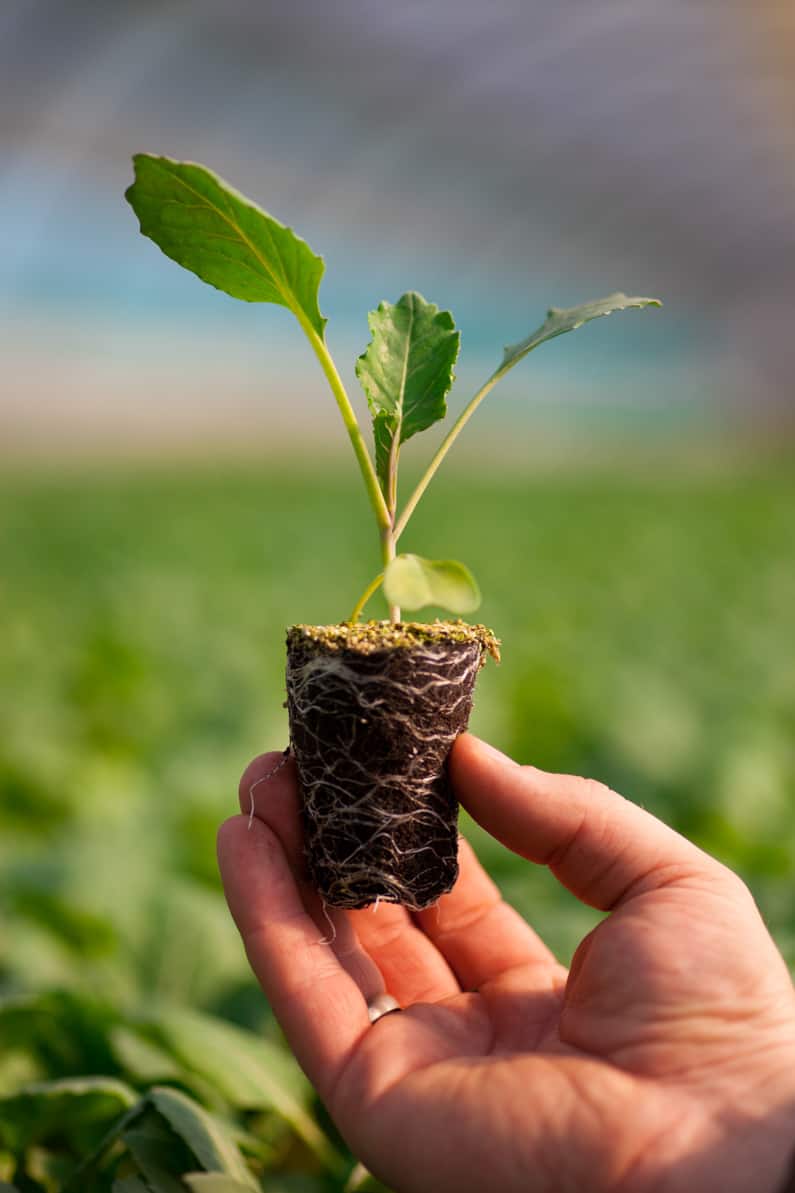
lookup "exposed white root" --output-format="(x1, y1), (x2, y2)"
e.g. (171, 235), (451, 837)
(287, 641), (483, 909)
(247, 747), (291, 829)
(318, 899), (338, 945)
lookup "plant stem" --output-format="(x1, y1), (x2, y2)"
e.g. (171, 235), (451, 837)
(382, 526), (400, 622)
(298, 314), (392, 533)
(295, 314), (403, 620)
(393, 368), (502, 542)
(348, 571), (385, 623)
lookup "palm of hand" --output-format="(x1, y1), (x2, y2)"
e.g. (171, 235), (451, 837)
(338, 878), (794, 1193)
(219, 738), (795, 1193)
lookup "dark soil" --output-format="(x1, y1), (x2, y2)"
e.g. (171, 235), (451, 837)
(285, 621), (497, 909)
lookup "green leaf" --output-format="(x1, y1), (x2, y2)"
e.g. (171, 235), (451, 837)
(126, 155), (326, 338)
(0, 1076), (137, 1153)
(356, 292), (459, 493)
(110, 1025), (183, 1085)
(148, 1088), (257, 1189)
(0, 1047), (41, 1097)
(112, 1179), (153, 1193)
(183, 1177), (256, 1193)
(344, 1162), (392, 1192)
(0, 990), (118, 1077)
(370, 412), (394, 496)
(145, 1007), (337, 1168)
(61, 1099), (149, 1193)
(383, 554), (481, 614)
(10, 887), (117, 957)
(500, 293), (661, 374)
(122, 1112), (190, 1193)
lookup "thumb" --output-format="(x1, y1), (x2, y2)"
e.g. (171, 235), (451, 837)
(450, 734), (731, 911)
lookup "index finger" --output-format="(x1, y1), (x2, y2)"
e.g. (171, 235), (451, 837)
(451, 734), (728, 911)
(217, 815), (370, 1105)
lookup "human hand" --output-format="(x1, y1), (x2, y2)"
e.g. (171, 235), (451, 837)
(217, 734), (795, 1193)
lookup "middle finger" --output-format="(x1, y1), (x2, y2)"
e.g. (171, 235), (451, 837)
(348, 900), (461, 1006)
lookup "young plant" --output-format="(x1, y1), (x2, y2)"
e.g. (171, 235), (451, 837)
(125, 155), (660, 625)
(126, 155), (661, 909)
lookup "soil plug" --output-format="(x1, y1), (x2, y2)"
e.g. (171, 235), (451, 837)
(286, 621), (499, 909)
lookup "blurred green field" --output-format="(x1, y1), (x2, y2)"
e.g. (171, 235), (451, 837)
(1, 458), (793, 1189)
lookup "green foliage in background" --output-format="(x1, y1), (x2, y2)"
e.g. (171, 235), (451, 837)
(1, 460), (793, 1189)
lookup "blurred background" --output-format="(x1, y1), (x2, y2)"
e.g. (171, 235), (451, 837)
(1, 1), (793, 1187)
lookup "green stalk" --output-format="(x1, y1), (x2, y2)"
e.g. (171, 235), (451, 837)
(348, 570), (385, 623)
(299, 314), (402, 621)
(393, 369), (502, 542)
(382, 435), (401, 621)
(298, 312), (392, 534)
(382, 526), (400, 622)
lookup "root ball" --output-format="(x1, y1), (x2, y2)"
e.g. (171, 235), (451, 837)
(286, 621), (498, 909)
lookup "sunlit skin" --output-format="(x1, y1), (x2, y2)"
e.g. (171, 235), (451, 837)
(217, 734), (795, 1193)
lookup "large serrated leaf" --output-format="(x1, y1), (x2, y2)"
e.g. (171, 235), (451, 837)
(126, 155), (326, 338)
(500, 293), (661, 374)
(356, 292), (459, 493)
(148, 1087), (257, 1189)
(383, 554), (481, 614)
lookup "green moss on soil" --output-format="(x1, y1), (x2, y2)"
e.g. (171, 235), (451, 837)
(287, 619), (500, 663)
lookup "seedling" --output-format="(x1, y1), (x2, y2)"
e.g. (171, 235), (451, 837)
(126, 155), (661, 908)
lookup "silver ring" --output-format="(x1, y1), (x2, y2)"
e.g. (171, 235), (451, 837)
(367, 993), (401, 1024)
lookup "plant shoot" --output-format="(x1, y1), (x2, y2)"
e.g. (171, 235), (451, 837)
(125, 155), (661, 624)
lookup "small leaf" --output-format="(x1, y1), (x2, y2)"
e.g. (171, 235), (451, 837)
(148, 1087), (257, 1189)
(383, 555), (481, 614)
(500, 293), (661, 373)
(126, 155), (326, 337)
(356, 292), (459, 493)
